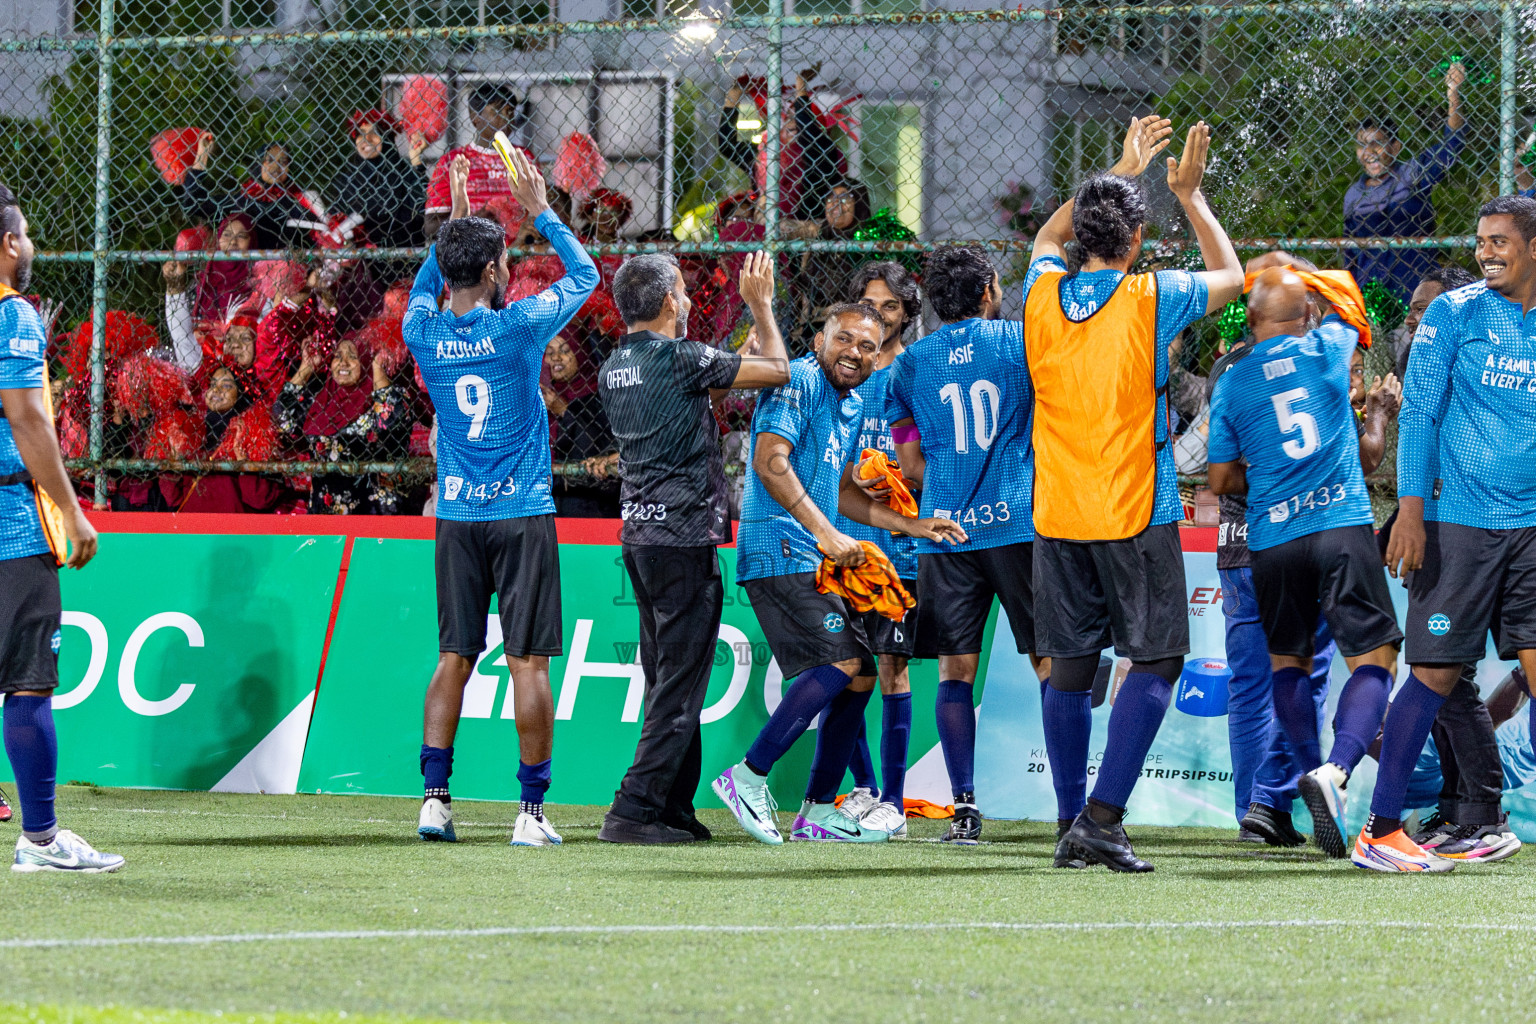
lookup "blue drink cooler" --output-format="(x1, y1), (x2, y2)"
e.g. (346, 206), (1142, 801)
(1175, 659), (1231, 717)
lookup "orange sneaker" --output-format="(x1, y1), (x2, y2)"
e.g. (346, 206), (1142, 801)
(1350, 827), (1455, 873)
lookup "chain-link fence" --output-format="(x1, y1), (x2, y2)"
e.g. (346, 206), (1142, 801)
(1, 0), (1525, 515)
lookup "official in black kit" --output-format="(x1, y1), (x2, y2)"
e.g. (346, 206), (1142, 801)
(596, 250), (792, 843)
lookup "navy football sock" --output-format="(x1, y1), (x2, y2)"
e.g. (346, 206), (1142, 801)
(1327, 664), (1393, 774)
(420, 744), (453, 802)
(1369, 673), (1446, 834)
(1041, 679), (1091, 822)
(935, 679), (976, 799)
(745, 663), (853, 773)
(4, 695), (58, 842)
(1270, 666), (1323, 773)
(1089, 671), (1173, 810)
(847, 720), (879, 793)
(806, 687), (874, 803)
(516, 757), (552, 816)
(880, 691), (912, 808)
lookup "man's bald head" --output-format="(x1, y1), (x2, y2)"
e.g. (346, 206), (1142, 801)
(1247, 266), (1310, 341)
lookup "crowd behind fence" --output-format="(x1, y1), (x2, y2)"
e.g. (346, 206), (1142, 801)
(0, 0), (1527, 516)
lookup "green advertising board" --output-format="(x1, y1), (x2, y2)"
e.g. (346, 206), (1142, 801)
(0, 533), (344, 792)
(298, 539), (970, 808)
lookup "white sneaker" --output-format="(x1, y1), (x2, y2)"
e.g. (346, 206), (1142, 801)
(511, 811), (562, 847)
(860, 800), (907, 838)
(840, 786), (880, 821)
(13, 829), (125, 873)
(418, 798), (456, 842)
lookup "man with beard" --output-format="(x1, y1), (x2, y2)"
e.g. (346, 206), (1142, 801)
(0, 181), (121, 872)
(712, 303), (967, 844)
(594, 250), (791, 844)
(1384, 194), (1536, 869)
(403, 152), (597, 848)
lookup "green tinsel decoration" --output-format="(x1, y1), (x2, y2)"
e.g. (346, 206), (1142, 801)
(854, 208), (921, 273)
(1216, 298), (1248, 342)
(1362, 279), (1406, 333)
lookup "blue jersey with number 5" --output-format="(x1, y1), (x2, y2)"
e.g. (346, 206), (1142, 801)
(1207, 316), (1371, 551)
(885, 318), (1034, 553)
(404, 210), (598, 522)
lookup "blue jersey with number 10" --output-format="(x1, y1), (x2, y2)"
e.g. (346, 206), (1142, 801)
(885, 318), (1034, 553)
(1206, 316), (1371, 552)
(404, 210), (598, 522)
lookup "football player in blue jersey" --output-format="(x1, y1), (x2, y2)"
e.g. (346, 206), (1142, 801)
(1384, 194), (1536, 869)
(1208, 268), (1443, 871)
(403, 151), (598, 847)
(0, 182), (122, 873)
(712, 302), (967, 845)
(812, 261), (924, 838)
(885, 245), (1046, 846)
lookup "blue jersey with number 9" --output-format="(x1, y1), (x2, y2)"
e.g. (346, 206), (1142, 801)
(404, 210), (598, 522)
(885, 318), (1034, 553)
(1207, 316), (1371, 552)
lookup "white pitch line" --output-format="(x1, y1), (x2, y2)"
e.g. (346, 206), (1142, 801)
(6, 919), (1536, 951)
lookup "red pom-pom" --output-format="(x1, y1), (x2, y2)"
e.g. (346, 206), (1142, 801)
(251, 260), (307, 304)
(482, 195), (527, 242)
(175, 226), (212, 253)
(150, 128), (206, 187)
(211, 404), (278, 462)
(361, 315), (408, 378)
(143, 408), (205, 460)
(398, 75), (449, 144)
(579, 288), (625, 339)
(65, 311), (159, 382)
(113, 353), (193, 419)
(553, 132), (606, 197)
(579, 188), (634, 228)
(505, 256), (563, 305)
(56, 386), (90, 460)
(381, 280), (412, 321)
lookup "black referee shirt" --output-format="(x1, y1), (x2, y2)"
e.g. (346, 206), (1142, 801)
(598, 330), (743, 547)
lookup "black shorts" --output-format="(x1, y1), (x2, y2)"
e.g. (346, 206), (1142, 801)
(1250, 525), (1403, 659)
(741, 572), (874, 680)
(916, 543), (1036, 658)
(856, 578), (918, 659)
(436, 515), (562, 659)
(0, 553), (61, 693)
(1406, 521), (1536, 663)
(1034, 522), (1189, 661)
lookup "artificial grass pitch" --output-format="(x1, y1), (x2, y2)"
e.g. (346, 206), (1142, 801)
(4, 788), (1536, 1024)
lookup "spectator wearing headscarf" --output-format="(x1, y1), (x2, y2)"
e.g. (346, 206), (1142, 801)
(256, 277), (339, 404)
(191, 214), (257, 324)
(331, 110), (430, 250)
(178, 135), (324, 250)
(717, 74), (843, 223)
(273, 332), (414, 515)
(176, 362), (291, 514)
(542, 333), (618, 518)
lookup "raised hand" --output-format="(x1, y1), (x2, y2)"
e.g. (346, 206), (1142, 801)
(408, 130), (430, 167)
(738, 251), (775, 311)
(504, 147), (550, 222)
(448, 154), (471, 221)
(1111, 114), (1174, 178)
(1166, 121), (1212, 203)
(1446, 60), (1467, 95)
(1365, 372), (1403, 419)
(193, 131), (215, 171)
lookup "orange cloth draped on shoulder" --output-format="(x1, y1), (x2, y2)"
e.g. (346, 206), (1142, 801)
(814, 540), (915, 622)
(0, 283), (67, 566)
(855, 447), (918, 518)
(1242, 267), (1373, 350)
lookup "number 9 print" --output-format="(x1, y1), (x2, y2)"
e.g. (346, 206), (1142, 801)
(456, 373), (492, 439)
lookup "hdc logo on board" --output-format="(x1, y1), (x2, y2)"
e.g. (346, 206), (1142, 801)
(53, 610), (204, 716)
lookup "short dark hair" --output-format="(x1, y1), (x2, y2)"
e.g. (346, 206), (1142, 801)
(923, 245), (995, 322)
(1418, 265), (1477, 292)
(1071, 174), (1147, 263)
(1356, 117), (1398, 142)
(435, 216), (506, 290)
(612, 253), (680, 325)
(1478, 194), (1536, 243)
(820, 300), (885, 340)
(0, 182), (19, 238)
(846, 260), (921, 330)
(470, 83), (520, 113)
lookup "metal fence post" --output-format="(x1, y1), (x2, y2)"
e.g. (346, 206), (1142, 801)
(89, 0), (115, 509)
(763, 0), (783, 252)
(1501, 0), (1518, 196)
